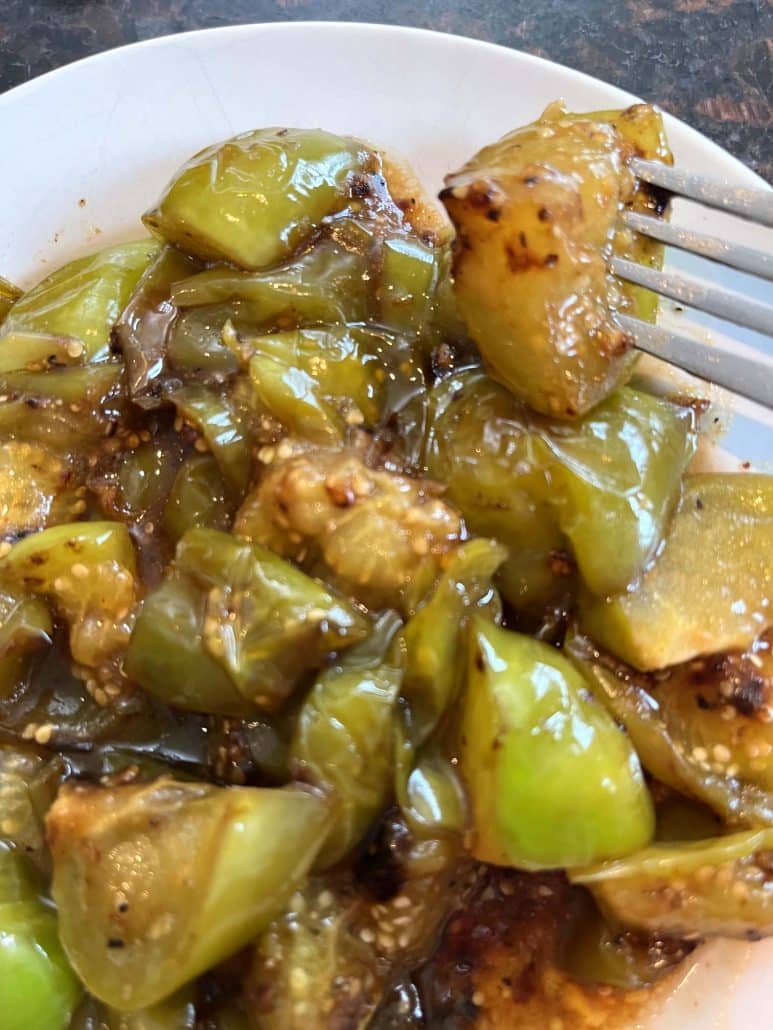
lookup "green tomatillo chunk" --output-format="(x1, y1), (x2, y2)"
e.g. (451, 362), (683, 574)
(460, 620), (654, 869)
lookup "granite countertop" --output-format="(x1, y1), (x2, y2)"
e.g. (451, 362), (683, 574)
(1, 1), (770, 181)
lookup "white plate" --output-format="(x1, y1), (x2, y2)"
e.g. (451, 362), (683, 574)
(0, 21), (770, 1027)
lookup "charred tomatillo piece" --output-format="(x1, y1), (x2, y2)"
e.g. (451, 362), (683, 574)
(571, 828), (773, 938)
(461, 619), (654, 869)
(143, 128), (377, 270)
(560, 891), (693, 990)
(0, 361), (123, 408)
(580, 475), (773, 669)
(46, 778), (334, 1010)
(0, 241), (159, 368)
(569, 632), (773, 827)
(441, 103), (671, 418)
(0, 441), (83, 540)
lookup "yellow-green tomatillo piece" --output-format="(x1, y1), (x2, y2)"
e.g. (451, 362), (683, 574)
(0, 843), (82, 1030)
(461, 620), (654, 869)
(46, 778), (334, 1010)
(0, 522), (137, 668)
(143, 128), (376, 270)
(163, 454), (234, 542)
(0, 276), (22, 323)
(571, 828), (773, 938)
(441, 104), (671, 418)
(0, 241), (159, 367)
(291, 612), (403, 868)
(580, 474), (773, 669)
(236, 325), (386, 444)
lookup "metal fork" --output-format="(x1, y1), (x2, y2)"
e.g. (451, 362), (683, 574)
(611, 157), (773, 410)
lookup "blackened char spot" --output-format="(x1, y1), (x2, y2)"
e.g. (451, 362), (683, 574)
(354, 809), (409, 902)
(349, 173), (372, 199)
(640, 181), (672, 217)
(731, 676), (766, 717)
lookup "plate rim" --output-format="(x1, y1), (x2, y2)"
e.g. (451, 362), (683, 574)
(0, 19), (768, 192)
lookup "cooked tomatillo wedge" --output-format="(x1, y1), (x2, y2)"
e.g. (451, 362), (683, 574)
(441, 103), (670, 418)
(176, 528), (370, 707)
(172, 216), (455, 347)
(0, 745), (65, 876)
(0, 587), (52, 658)
(0, 242), (159, 367)
(0, 523), (138, 668)
(0, 441), (82, 539)
(0, 363), (125, 460)
(170, 237), (371, 328)
(104, 988), (197, 1030)
(0, 360), (123, 408)
(571, 632), (773, 827)
(125, 567), (264, 718)
(225, 324), (387, 444)
(461, 620), (654, 869)
(46, 779), (334, 1010)
(376, 234), (446, 336)
(0, 275), (22, 322)
(291, 613), (403, 868)
(401, 538), (506, 746)
(143, 128), (376, 270)
(542, 388), (695, 597)
(128, 528), (369, 713)
(170, 386), (252, 496)
(113, 245), (200, 406)
(116, 440), (183, 523)
(571, 828), (773, 938)
(235, 446), (463, 612)
(580, 475), (773, 669)
(560, 891), (694, 990)
(424, 372), (564, 616)
(0, 843), (82, 1030)
(425, 372), (695, 605)
(163, 454), (235, 541)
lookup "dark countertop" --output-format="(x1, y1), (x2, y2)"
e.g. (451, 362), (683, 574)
(1, 1), (771, 181)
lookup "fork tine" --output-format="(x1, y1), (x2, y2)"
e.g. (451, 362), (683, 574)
(618, 314), (773, 409)
(623, 210), (773, 281)
(631, 157), (773, 228)
(610, 256), (773, 337)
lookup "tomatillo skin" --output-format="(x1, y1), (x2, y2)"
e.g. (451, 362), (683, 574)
(460, 619), (654, 869)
